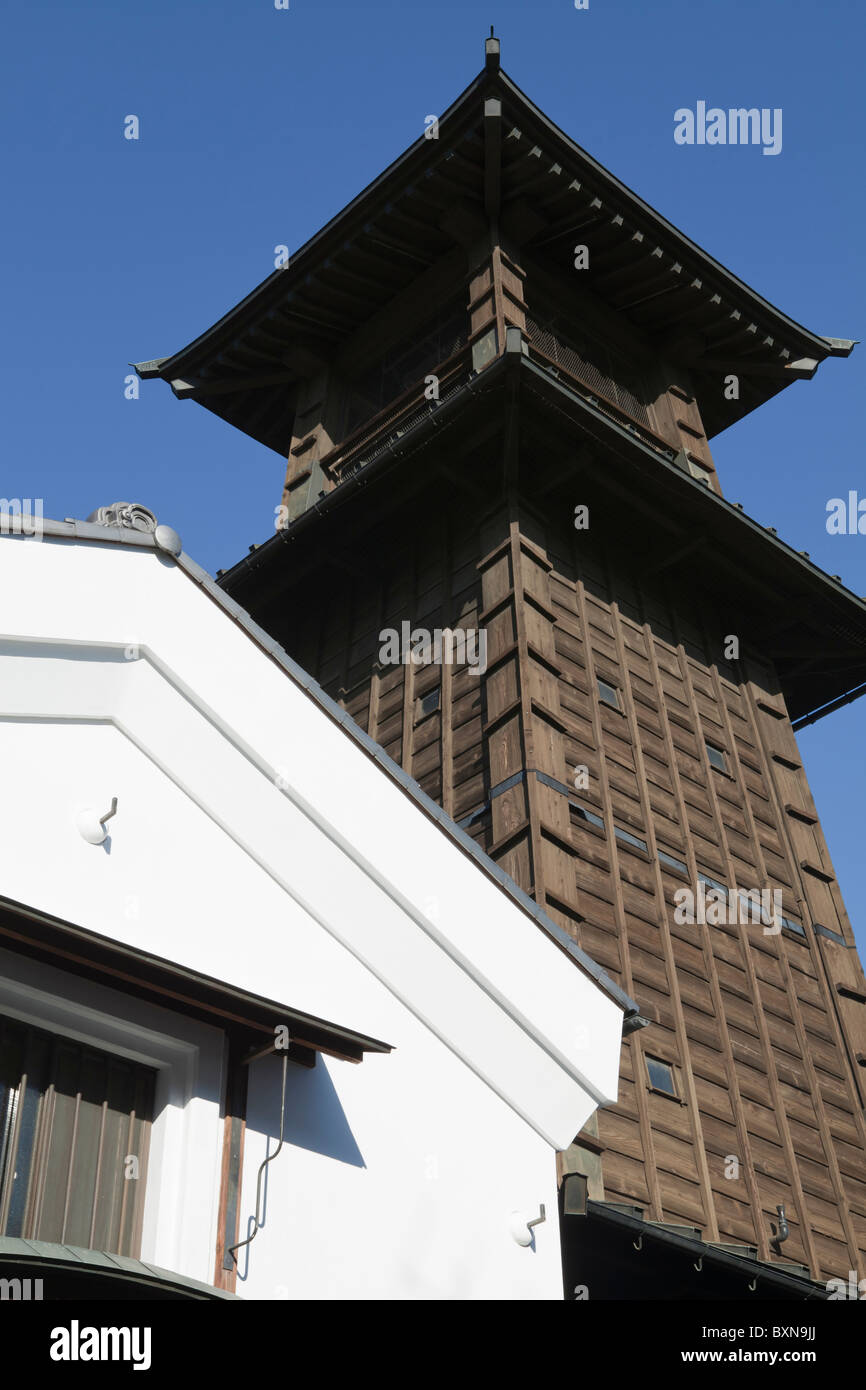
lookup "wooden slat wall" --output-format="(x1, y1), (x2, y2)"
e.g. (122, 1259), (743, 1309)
(284, 495), (866, 1283)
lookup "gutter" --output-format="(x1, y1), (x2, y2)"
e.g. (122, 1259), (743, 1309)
(579, 1200), (829, 1299)
(792, 680), (866, 732)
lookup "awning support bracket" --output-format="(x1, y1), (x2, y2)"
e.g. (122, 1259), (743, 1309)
(223, 1051), (288, 1271)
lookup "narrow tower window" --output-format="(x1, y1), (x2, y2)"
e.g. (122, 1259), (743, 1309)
(570, 803), (605, 831)
(416, 687), (441, 720)
(645, 1056), (677, 1097)
(705, 741), (727, 773)
(596, 677), (621, 710)
(779, 916), (806, 939)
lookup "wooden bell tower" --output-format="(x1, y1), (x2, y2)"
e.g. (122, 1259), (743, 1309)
(139, 35), (866, 1296)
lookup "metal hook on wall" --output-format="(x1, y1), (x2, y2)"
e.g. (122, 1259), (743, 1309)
(510, 1204), (547, 1246)
(527, 1205), (546, 1231)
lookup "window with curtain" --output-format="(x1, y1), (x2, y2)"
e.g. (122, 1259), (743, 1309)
(0, 1015), (155, 1256)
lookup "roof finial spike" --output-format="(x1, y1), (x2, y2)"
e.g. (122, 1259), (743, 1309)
(485, 28), (500, 72)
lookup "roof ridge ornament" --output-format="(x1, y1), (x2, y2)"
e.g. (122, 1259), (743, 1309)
(485, 27), (500, 72)
(87, 502), (158, 533)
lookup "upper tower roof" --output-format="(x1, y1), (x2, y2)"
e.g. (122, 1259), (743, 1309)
(134, 36), (853, 456)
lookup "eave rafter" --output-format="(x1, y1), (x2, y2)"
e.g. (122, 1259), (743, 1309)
(238, 391), (287, 443)
(587, 227), (649, 276)
(605, 252), (675, 306)
(361, 227), (430, 268)
(282, 303), (352, 336)
(321, 259), (389, 301)
(169, 370), (297, 402)
(527, 205), (611, 250)
(693, 355), (819, 381)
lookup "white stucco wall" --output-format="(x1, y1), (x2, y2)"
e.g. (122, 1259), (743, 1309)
(240, 992), (566, 1300)
(0, 530), (626, 1299)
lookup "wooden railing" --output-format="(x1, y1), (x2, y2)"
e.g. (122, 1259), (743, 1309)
(319, 332), (678, 491)
(321, 345), (474, 485)
(524, 339), (678, 462)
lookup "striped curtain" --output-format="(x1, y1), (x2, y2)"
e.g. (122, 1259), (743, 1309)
(0, 1015), (154, 1256)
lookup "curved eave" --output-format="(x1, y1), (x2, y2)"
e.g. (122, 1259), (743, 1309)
(134, 60), (854, 452)
(135, 68), (490, 384)
(496, 69), (848, 364)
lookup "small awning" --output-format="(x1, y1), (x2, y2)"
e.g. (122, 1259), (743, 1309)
(561, 1193), (829, 1301)
(0, 895), (392, 1066)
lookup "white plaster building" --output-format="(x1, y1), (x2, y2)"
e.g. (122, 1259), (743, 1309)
(0, 510), (635, 1300)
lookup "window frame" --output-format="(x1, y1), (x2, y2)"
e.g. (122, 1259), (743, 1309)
(0, 1015), (156, 1252)
(644, 1055), (678, 1099)
(0, 945), (225, 1281)
(415, 686), (441, 722)
(705, 741), (728, 774)
(596, 677), (622, 711)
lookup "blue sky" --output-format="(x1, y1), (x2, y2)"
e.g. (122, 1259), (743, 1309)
(1, 0), (864, 951)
